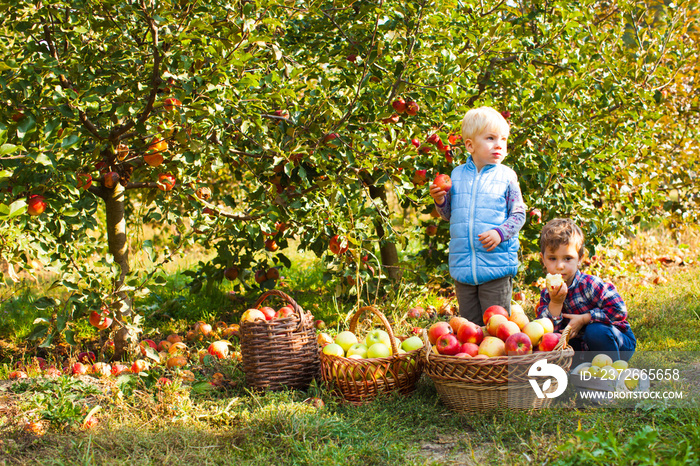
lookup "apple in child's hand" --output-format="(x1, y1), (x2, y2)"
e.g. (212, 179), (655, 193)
(538, 332), (561, 352)
(435, 333), (461, 355)
(504, 332), (533, 355)
(433, 174), (452, 192)
(457, 321), (484, 345)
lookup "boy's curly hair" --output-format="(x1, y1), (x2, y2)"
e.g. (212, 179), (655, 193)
(540, 218), (585, 258)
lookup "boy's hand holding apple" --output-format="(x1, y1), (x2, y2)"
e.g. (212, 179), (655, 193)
(429, 183), (446, 204)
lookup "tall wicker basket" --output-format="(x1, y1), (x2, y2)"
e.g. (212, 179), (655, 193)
(240, 290), (320, 391)
(319, 306), (423, 405)
(423, 328), (575, 412)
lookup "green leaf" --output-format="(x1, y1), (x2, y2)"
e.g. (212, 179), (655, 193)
(0, 143), (19, 156)
(27, 324), (49, 342)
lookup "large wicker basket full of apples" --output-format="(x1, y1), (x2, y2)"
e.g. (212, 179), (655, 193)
(319, 306), (424, 405)
(422, 304), (574, 413)
(239, 290), (320, 391)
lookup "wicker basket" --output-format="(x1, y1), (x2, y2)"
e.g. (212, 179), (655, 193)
(239, 290), (320, 391)
(423, 327), (575, 412)
(319, 306), (423, 405)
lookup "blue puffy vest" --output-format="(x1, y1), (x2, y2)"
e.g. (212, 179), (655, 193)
(448, 157), (520, 285)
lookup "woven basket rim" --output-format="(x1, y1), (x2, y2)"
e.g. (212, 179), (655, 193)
(239, 289), (310, 330)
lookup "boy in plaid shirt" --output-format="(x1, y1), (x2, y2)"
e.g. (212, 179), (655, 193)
(536, 218), (636, 361)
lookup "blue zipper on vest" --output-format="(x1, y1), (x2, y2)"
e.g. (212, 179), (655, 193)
(468, 166), (482, 285)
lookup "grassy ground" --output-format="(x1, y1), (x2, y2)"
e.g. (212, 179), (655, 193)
(1, 228), (699, 465)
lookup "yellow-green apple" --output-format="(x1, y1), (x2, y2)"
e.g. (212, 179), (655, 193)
(591, 353), (613, 368)
(367, 342), (392, 358)
(459, 342), (479, 357)
(486, 314), (508, 336)
(510, 302), (525, 315)
(508, 311), (529, 330)
(365, 329), (391, 348)
(27, 195), (46, 216)
(504, 332), (533, 355)
(433, 174), (452, 192)
(496, 320), (521, 342)
(317, 332), (333, 347)
(208, 341), (230, 359)
(224, 266), (239, 281)
(259, 306), (276, 321)
(588, 365), (602, 377)
(449, 316), (469, 334)
(323, 343), (344, 357)
(624, 375), (639, 390)
(483, 305), (509, 324)
(535, 317), (554, 334)
(314, 319), (326, 330)
(346, 343), (368, 358)
(478, 336), (506, 357)
(522, 321), (545, 346)
(600, 365), (618, 380)
(435, 333), (460, 355)
(401, 336), (423, 352)
(612, 360), (629, 374)
(538, 332), (561, 352)
(427, 321), (453, 345)
(275, 305), (295, 319)
(334, 331), (358, 352)
(240, 308), (266, 324)
(457, 321), (484, 345)
(329, 235), (348, 255)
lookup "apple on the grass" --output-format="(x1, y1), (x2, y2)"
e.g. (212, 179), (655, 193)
(538, 332), (561, 352)
(486, 314), (508, 336)
(274, 305), (295, 319)
(457, 321), (484, 345)
(259, 306), (276, 321)
(427, 321), (453, 345)
(459, 342), (479, 357)
(433, 174), (452, 192)
(111, 364), (129, 376)
(89, 310), (112, 330)
(240, 308), (266, 324)
(483, 305), (509, 325)
(92, 362), (111, 378)
(27, 195), (47, 216)
(496, 320), (521, 341)
(166, 355), (187, 369)
(407, 307), (424, 319)
(208, 341), (230, 359)
(72, 362), (89, 376)
(522, 321), (545, 346)
(78, 351), (96, 364)
(478, 336), (506, 357)
(436, 333), (461, 355)
(504, 332), (533, 355)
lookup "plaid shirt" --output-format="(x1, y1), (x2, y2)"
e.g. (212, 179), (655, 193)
(536, 270), (631, 333)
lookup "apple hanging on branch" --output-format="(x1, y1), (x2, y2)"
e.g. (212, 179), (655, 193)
(26, 194), (46, 216)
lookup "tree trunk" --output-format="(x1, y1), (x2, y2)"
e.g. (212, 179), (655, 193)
(104, 183), (138, 360)
(368, 184), (402, 280)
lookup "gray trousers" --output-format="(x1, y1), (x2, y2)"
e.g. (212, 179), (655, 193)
(454, 276), (513, 326)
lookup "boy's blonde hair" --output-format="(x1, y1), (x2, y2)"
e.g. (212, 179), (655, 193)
(461, 106), (510, 142)
(540, 218), (586, 258)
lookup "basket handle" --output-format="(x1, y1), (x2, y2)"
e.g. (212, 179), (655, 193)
(553, 326), (573, 351)
(253, 289), (309, 329)
(348, 305), (399, 354)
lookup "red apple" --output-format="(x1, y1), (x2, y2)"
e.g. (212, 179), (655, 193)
(72, 362), (89, 376)
(314, 319), (326, 330)
(448, 316), (469, 334)
(346, 53), (357, 62)
(131, 359), (149, 373)
(433, 174), (452, 192)
(406, 100), (419, 116)
(496, 321), (521, 342)
(9, 370), (28, 379)
(500, 110), (511, 119)
(265, 267), (280, 280)
(224, 266), (239, 281)
(27, 195), (46, 216)
(329, 235), (348, 255)
(259, 306), (276, 320)
(103, 171), (120, 189)
(427, 133), (440, 144)
(264, 238), (279, 252)
(435, 333), (461, 355)
(412, 169), (427, 185)
(111, 364), (129, 376)
(77, 351), (96, 364)
(504, 332), (533, 355)
(382, 113), (400, 124)
(529, 208), (542, 224)
(459, 342), (480, 357)
(426, 224), (438, 236)
(157, 173), (176, 191)
(89, 310), (112, 330)
(208, 340), (230, 359)
(478, 336), (506, 357)
(275, 306), (295, 319)
(323, 133), (339, 143)
(427, 321), (453, 345)
(392, 97), (407, 113)
(483, 305), (509, 325)
(254, 269), (267, 284)
(76, 173), (92, 190)
(456, 321), (484, 345)
(538, 332), (561, 352)
(164, 97), (182, 111)
(407, 306), (424, 319)
(486, 314), (508, 336)
(513, 291), (524, 302)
